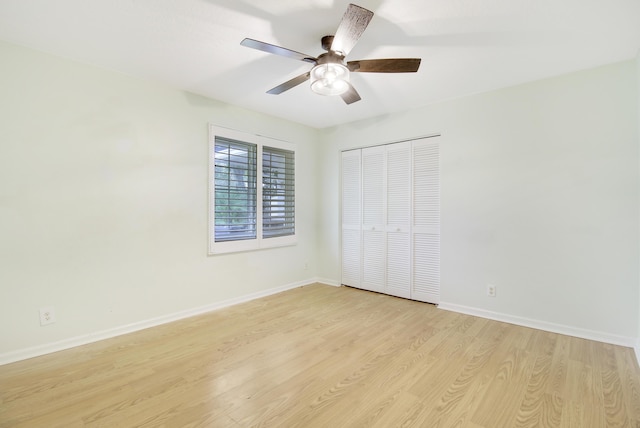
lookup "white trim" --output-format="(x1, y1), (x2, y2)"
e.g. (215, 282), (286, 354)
(0, 279), (318, 366)
(438, 301), (636, 348)
(635, 340), (640, 368)
(208, 125), (297, 255)
(315, 277), (341, 287)
(6, 286), (630, 366)
(340, 133), (441, 153)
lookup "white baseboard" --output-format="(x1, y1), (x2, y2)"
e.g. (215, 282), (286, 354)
(315, 277), (341, 287)
(438, 301), (636, 348)
(0, 279), (318, 366)
(5, 285), (634, 366)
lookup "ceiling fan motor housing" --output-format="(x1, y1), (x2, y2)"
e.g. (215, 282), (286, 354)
(315, 50), (346, 66)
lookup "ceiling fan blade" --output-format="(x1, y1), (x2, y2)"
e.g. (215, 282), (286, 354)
(330, 4), (374, 56)
(340, 83), (361, 105)
(348, 58), (421, 73)
(241, 38), (316, 63)
(266, 72), (311, 95)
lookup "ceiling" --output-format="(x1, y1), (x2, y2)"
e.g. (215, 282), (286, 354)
(0, 0), (639, 129)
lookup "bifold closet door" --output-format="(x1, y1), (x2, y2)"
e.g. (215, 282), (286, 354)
(385, 141), (411, 299)
(412, 139), (440, 304)
(361, 146), (386, 293)
(341, 137), (440, 304)
(341, 150), (361, 288)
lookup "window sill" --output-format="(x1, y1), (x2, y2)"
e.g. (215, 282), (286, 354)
(208, 235), (297, 255)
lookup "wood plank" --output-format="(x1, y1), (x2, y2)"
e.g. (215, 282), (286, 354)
(1, 284), (639, 427)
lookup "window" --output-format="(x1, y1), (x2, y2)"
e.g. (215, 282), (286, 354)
(213, 137), (257, 242)
(209, 126), (296, 254)
(262, 147), (295, 238)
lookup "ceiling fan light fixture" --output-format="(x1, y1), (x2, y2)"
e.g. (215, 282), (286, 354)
(310, 63), (349, 96)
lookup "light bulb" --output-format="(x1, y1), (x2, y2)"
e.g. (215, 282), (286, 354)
(310, 63), (349, 96)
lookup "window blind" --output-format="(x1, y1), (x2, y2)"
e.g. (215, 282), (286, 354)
(214, 137), (257, 242)
(262, 146), (295, 238)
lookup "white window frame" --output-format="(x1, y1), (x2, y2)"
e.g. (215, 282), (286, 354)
(208, 125), (297, 255)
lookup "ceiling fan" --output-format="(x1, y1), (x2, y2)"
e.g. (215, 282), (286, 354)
(240, 3), (421, 105)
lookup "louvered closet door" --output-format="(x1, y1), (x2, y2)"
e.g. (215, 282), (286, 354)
(412, 138), (440, 304)
(361, 146), (386, 293)
(341, 150), (361, 288)
(385, 141), (411, 299)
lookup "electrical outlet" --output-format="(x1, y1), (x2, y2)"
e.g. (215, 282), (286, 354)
(39, 306), (56, 326)
(304, 261), (308, 270)
(487, 284), (496, 297)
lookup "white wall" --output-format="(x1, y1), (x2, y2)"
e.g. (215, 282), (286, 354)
(0, 40), (320, 359)
(2, 38), (638, 362)
(319, 60), (639, 343)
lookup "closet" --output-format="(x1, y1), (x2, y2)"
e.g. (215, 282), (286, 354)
(341, 136), (440, 304)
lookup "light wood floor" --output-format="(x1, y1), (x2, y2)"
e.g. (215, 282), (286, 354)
(1, 284), (639, 427)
